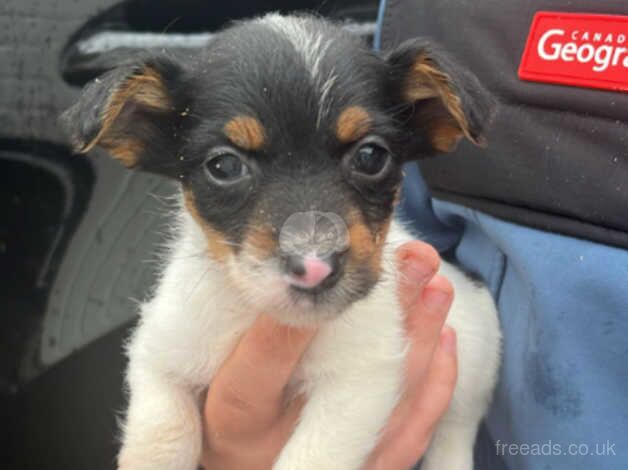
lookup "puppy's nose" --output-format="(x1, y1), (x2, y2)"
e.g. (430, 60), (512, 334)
(284, 254), (343, 289)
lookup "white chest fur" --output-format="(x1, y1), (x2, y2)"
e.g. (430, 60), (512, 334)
(119, 210), (501, 470)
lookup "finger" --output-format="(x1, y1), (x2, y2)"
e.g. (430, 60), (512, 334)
(202, 393), (306, 470)
(396, 241), (440, 313)
(206, 315), (316, 430)
(370, 327), (458, 470)
(403, 326), (458, 451)
(372, 277), (453, 445)
(404, 274), (454, 392)
(418, 326), (458, 414)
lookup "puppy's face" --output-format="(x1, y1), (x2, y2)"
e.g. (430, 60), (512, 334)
(62, 15), (494, 324)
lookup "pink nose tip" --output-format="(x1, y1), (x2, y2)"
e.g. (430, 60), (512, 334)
(288, 256), (332, 289)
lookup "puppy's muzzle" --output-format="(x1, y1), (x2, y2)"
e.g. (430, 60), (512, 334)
(279, 211), (349, 290)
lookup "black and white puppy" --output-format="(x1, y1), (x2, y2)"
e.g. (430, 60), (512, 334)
(62, 14), (501, 470)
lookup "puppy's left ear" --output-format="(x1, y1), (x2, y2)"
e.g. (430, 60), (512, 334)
(386, 38), (496, 156)
(60, 55), (189, 175)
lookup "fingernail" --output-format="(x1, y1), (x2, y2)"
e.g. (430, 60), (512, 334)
(423, 286), (451, 310)
(441, 327), (457, 354)
(401, 256), (435, 283)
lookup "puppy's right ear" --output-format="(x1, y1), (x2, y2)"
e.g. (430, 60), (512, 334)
(60, 55), (189, 175)
(386, 38), (495, 156)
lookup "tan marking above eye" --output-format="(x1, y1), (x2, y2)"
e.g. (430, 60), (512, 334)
(335, 106), (372, 144)
(223, 115), (266, 151)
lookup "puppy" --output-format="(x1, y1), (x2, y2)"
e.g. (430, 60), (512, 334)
(61, 14), (501, 470)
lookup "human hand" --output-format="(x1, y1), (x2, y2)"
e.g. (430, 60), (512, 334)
(201, 240), (457, 470)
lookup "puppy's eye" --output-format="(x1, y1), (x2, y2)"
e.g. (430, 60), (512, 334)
(350, 143), (391, 177)
(204, 151), (249, 184)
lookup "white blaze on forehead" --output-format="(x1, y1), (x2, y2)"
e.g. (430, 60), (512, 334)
(261, 14), (331, 82)
(317, 71), (337, 128)
(260, 14), (338, 128)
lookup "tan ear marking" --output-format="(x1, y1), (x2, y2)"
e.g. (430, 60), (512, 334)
(426, 121), (464, 153)
(81, 66), (172, 167)
(336, 106), (372, 144)
(107, 139), (145, 168)
(403, 56), (477, 146)
(223, 116), (266, 151)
